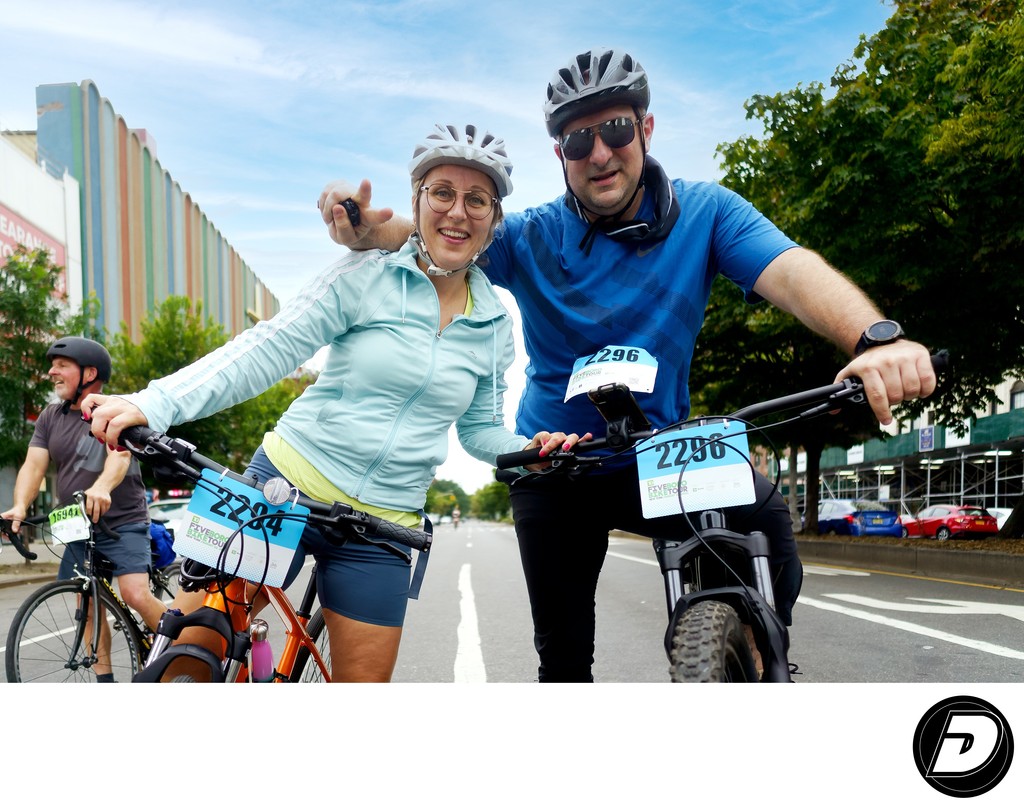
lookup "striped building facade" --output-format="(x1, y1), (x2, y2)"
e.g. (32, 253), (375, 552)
(35, 80), (278, 340)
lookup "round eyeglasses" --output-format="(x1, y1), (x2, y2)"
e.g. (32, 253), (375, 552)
(420, 185), (498, 220)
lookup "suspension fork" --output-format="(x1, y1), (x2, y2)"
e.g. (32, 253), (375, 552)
(652, 514), (778, 617)
(652, 510), (732, 618)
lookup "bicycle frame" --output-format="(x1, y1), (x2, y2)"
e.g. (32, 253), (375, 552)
(494, 369), (930, 682)
(4, 502), (153, 678)
(119, 424), (431, 683)
(67, 512), (155, 671)
(136, 561), (329, 683)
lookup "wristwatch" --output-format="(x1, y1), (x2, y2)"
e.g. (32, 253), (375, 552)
(854, 319), (905, 355)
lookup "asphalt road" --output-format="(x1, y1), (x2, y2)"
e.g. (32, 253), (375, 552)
(392, 520), (1024, 683)
(2, 521), (1022, 683)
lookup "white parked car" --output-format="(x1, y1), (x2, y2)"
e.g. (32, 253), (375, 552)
(148, 497), (193, 538)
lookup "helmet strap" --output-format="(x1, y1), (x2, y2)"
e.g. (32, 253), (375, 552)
(61, 367), (88, 414)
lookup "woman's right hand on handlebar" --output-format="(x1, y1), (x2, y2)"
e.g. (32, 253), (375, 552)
(318, 179), (394, 248)
(80, 394), (150, 450)
(521, 430), (593, 472)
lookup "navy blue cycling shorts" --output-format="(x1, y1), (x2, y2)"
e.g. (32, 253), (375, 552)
(58, 520), (152, 580)
(246, 448), (412, 628)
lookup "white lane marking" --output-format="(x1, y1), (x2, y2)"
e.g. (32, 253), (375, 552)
(609, 555), (871, 576)
(803, 565), (870, 577)
(798, 595), (1024, 659)
(454, 563), (486, 682)
(826, 594), (1024, 621)
(606, 551), (658, 566)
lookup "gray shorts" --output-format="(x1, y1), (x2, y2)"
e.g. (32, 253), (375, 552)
(57, 520), (152, 580)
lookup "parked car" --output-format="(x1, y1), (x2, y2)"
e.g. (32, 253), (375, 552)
(900, 504), (998, 540)
(985, 507), (1012, 531)
(148, 497), (192, 539)
(812, 499), (903, 537)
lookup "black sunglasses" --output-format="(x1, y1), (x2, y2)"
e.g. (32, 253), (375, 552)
(559, 116), (641, 161)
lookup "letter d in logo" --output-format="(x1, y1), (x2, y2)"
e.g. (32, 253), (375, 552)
(913, 695), (1014, 797)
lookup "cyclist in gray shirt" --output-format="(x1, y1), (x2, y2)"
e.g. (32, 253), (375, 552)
(2, 337), (166, 680)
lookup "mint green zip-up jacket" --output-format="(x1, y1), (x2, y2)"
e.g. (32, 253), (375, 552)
(125, 243), (530, 512)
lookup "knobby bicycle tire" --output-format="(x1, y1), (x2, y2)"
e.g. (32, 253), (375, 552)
(288, 607), (332, 683)
(5, 579), (146, 683)
(668, 600), (758, 683)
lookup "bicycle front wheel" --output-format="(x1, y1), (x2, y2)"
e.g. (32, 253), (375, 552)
(5, 579), (146, 683)
(150, 561), (182, 604)
(668, 600), (758, 683)
(288, 607), (332, 683)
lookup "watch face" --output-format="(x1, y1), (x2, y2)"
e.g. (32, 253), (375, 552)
(868, 320), (901, 341)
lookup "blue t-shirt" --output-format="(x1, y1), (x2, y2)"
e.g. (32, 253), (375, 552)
(482, 179), (798, 440)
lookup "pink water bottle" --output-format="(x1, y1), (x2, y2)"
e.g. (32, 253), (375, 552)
(250, 618), (274, 682)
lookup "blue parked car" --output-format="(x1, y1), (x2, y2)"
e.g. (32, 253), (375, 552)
(813, 499), (903, 537)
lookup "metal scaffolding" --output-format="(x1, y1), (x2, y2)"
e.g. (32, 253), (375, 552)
(818, 445), (1024, 517)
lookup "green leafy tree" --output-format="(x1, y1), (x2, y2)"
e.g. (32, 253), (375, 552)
(710, 0), (1024, 530)
(471, 480), (511, 521)
(0, 247), (100, 467)
(425, 479), (469, 518)
(106, 295), (309, 474)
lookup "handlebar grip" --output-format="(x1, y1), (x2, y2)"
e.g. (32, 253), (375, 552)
(121, 424), (159, 446)
(1, 515), (43, 560)
(931, 350), (949, 374)
(495, 447), (545, 470)
(1, 524), (38, 561)
(367, 517), (433, 553)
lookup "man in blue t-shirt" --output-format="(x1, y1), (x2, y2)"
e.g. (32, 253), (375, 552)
(318, 49), (936, 681)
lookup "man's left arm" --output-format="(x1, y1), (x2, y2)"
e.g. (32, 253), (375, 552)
(752, 246), (936, 425)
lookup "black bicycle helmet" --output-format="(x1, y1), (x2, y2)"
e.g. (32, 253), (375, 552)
(47, 337), (112, 381)
(543, 48), (650, 137)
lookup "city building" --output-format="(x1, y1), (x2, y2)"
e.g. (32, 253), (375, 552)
(4, 79), (279, 341)
(1, 79), (282, 507)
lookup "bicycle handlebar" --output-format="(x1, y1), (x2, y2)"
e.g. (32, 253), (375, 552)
(119, 426), (432, 554)
(0, 516), (45, 561)
(496, 351), (949, 470)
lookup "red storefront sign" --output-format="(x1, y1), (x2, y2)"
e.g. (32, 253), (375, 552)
(0, 204), (68, 296)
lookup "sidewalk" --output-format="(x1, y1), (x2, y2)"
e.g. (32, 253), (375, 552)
(0, 541), (61, 589)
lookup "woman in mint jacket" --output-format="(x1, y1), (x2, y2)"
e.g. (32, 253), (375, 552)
(83, 124), (585, 681)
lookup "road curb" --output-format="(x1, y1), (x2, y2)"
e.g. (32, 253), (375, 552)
(796, 538), (1024, 588)
(0, 573), (54, 589)
(612, 531), (1024, 589)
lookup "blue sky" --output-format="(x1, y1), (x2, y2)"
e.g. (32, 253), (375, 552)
(2, 0), (896, 491)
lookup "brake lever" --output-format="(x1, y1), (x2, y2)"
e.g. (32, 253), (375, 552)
(798, 380), (867, 419)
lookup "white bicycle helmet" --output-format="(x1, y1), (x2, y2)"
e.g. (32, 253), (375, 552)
(543, 47), (649, 137)
(408, 124), (514, 199)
